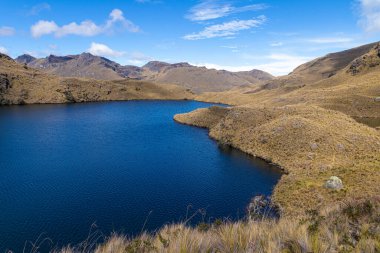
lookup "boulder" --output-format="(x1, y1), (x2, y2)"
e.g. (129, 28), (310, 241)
(325, 176), (343, 190)
(310, 142), (318, 151)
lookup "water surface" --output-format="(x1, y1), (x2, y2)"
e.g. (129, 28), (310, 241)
(0, 101), (281, 252)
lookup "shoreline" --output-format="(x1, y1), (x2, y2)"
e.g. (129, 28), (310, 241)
(173, 104), (380, 217)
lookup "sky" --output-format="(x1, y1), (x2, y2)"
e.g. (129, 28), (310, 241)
(0, 0), (379, 76)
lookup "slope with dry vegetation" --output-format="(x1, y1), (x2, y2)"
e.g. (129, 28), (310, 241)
(0, 53), (194, 105)
(49, 198), (380, 253)
(175, 42), (380, 217)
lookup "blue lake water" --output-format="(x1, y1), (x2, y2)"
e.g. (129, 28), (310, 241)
(0, 101), (281, 252)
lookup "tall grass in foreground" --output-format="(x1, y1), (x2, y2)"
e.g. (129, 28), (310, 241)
(27, 198), (380, 253)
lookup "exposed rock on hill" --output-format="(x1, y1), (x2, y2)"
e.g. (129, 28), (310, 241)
(347, 43), (380, 75)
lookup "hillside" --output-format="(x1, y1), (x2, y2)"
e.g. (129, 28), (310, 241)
(0, 53), (194, 105)
(197, 42), (380, 117)
(176, 42), (380, 217)
(16, 54), (274, 93)
(256, 42), (378, 90)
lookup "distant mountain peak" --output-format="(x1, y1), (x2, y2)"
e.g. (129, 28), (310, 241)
(143, 61), (171, 72)
(16, 52), (274, 92)
(15, 54), (36, 64)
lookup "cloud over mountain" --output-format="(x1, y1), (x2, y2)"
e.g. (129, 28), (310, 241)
(31, 9), (139, 38)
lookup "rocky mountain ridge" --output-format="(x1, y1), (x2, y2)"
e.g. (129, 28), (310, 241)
(15, 53), (274, 93)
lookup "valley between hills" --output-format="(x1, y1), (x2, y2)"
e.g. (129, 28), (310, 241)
(1, 42), (380, 252)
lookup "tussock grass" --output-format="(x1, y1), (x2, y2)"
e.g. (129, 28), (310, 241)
(49, 198), (380, 253)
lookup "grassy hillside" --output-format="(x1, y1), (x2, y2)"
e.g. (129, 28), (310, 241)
(0, 53), (194, 105)
(197, 43), (380, 118)
(50, 198), (380, 252)
(175, 105), (380, 216)
(176, 42), (380, 215)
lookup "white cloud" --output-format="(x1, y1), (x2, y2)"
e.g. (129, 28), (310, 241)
(31, 9), (139, 38)
(28, 3), (51, 16)
(221, 45), (238, 49)
(191, 62), (256, 72)
(183, 16), (266, 40)
(56, 21), (103, 37)
(186, 0), (267, 21)
(87, 42), (125, 57)
(0, 46), (8, 54)
(0, 26), (15, 36)
(252, 54), (312, 76)
(135, 0), (162, 3)
(270, 42), (283, 47)
(31, 21), (59, 37)
(358, 0), (380, 32)
(307, 37), (353, 44)
(87, 43), (153, 64)
(191, 54), (311, 76)
(127, 52), (153, 65)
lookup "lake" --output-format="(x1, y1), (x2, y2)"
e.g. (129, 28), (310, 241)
(0, 101), (281, 252)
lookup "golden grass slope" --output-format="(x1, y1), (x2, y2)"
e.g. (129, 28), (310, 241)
(176, 42), (380, 216)
(196, 55), (380, 118)
(175, 104), (380, 216)
(53, 198), (380, 253)
(259, 42), (377, 90)
(0, 54), (194, 105)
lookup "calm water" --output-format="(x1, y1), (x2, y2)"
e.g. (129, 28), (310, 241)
(0, 101), (281, 252)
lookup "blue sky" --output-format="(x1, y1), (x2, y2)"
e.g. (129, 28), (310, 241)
(0, 0), (379, 75)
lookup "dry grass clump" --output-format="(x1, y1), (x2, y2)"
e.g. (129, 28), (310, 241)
(52, 198), (380, 253)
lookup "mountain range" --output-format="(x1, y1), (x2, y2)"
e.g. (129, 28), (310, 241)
(0, 53), (194, 105)
(15, 53), (274, 93)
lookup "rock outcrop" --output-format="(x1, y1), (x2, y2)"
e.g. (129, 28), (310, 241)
(325, 176), (344, 190)
(347, 43), (380, 75)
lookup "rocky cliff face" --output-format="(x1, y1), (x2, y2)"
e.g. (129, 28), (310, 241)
(347, 43), (380, 75)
